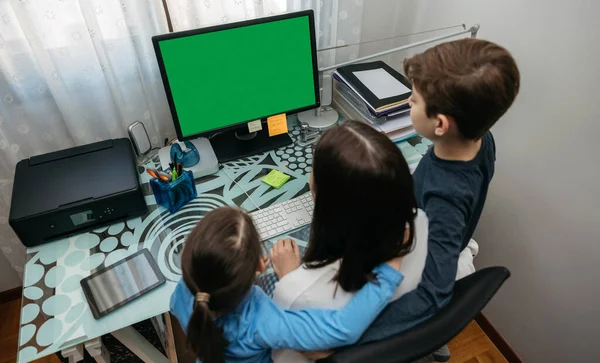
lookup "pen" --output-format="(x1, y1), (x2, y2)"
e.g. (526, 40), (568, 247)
(171, 154), (178, 180)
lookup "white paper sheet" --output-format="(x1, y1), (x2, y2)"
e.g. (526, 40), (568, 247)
(353, 68), (411, 100)
(376, 113), (413, 133)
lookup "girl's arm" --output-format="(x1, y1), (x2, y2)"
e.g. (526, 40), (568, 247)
(254, 263), (403, 350)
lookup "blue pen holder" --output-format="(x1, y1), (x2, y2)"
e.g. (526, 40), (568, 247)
(150, 170), (197, 213)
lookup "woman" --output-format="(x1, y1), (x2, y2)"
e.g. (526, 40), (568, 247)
(270, 121), (428, 363)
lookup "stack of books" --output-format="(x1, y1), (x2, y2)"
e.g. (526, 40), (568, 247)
(332, 61), (416, 142)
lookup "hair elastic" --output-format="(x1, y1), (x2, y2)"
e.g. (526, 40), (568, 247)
(195, 292), (210, 304)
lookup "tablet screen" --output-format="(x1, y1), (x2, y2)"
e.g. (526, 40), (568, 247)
(82, 250), (164, 317)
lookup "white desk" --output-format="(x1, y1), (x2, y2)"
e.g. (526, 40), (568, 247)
(17, 120), (431, 362)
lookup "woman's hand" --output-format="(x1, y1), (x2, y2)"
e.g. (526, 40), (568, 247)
(298, 349), (334, 360)
(270, 238), (301, 279)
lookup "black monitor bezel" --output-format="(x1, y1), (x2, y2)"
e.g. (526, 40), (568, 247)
(152, 10), (321, 141)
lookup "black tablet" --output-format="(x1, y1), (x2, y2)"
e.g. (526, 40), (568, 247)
(80, 249), (166, 319)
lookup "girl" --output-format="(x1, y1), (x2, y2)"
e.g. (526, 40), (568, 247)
(270, 121), (429, 363)
(170, 206), (405, 363)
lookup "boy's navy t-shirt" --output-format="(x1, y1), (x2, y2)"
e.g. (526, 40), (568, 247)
(359, 132), (496, 343)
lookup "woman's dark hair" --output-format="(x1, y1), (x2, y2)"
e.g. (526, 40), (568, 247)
(303, 121), (417, 292)
(181, 207), (262, 363)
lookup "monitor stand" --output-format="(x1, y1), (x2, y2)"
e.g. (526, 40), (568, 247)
(209, 125), (293, 163)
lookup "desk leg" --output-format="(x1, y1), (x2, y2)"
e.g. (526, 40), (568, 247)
(84, 338), (111, 363)
(164, 313), (178, 363)
(111, 326), (170, 363)
(61, 344), (84, 363)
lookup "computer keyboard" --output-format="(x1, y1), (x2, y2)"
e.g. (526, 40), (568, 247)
(250, 192), (314, 241)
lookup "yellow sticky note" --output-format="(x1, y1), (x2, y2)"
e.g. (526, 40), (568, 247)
(267, 113), (288, 137)
(248, 120), (262, 133)
(262, 170), (290, 189)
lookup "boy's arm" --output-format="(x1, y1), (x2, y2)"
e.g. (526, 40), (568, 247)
(358, 194), (468, 343)
(254, 264), (404, 350)
(417, 194), (466, 306)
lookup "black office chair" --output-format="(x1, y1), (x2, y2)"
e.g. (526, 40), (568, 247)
(319, 266), (511, 363)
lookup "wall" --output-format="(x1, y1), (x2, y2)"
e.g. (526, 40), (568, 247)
(0, 251), (20, 292)
(359, 1), (600, 362)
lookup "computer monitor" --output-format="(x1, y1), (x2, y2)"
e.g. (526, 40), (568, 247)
(152, 10), (320, 162)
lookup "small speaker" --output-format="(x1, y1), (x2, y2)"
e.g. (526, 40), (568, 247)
(321, 74), (333, 106)
(128, 121), (151, 156)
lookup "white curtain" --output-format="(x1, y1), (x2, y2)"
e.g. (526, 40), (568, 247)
(0, 0), (174, 278)
(166, 0), (364, 67)
(0, 0), (364, 278)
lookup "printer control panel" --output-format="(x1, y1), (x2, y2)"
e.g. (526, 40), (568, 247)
(70, 210), (96, 226)
(68, 206), (118, 227)
(101, 207), (116, 218)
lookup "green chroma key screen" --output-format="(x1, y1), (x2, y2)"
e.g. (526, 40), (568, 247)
(157, 15), (318, 137)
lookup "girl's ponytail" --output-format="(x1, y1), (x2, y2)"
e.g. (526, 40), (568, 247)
(187, 294), (227, 363)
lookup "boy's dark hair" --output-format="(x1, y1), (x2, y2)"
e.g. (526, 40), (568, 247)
(405, 38), (520, 139)
(181, 207), (261, 363)
(303, 121), (417, 292)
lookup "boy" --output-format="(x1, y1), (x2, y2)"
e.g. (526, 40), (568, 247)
(358, 38), (521, 343)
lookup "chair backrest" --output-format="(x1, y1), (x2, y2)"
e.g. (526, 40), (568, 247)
(319, 266), (511, 363)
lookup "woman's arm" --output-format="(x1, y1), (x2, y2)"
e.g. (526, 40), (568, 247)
(271, 238), (301, 280)
(254, 263), (404, 350)
(271, 238), (304, 309)
(271, 266), (311, 310)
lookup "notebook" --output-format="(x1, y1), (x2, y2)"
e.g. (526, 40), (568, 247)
(334, 80), (409, 125)
(335, 61), (412, 112)
(334, 73), (410, 120)
(334, 81), (416, 142)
